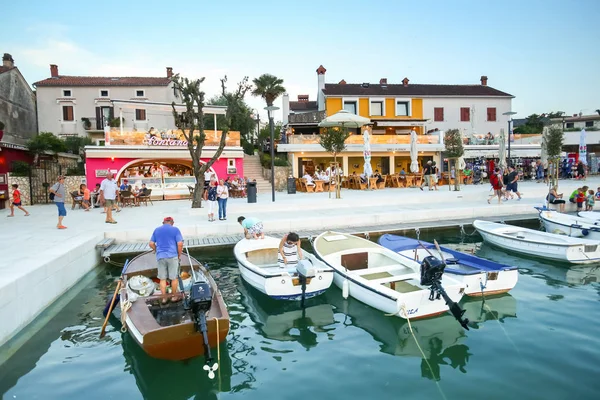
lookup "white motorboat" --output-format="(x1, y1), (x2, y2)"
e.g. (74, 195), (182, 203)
(473, 220), (600, 264)
(538, 209), (600, 240)
(312, 231), (468, 324)
(577, 211), (600, 223)
(233, 236), (334, 300)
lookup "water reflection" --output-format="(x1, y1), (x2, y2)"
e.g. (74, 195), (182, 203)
(325, 289), (517, 381)
(238, 280), (334, 349)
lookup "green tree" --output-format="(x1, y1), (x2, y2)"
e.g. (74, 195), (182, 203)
(27, 132), (67, 164)
(319, 127), (350, 199)
(251, 74), (286, 108)
(546, 126), (564, 190)
(444, 129), (464, 191)
(546, 111), (565, 118)
(171, 74), (251, 208)
(514, 114), (544, 134)
(204, 95), (256, 146)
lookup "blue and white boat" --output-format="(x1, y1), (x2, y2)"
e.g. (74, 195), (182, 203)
(538, 208), (600, 240)
(234, 236), (334, 301)
(378, 234), (518, 296)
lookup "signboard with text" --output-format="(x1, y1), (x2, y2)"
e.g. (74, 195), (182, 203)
(105, 128), (240, 147)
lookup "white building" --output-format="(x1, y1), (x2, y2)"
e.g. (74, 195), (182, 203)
(34, 64), (177, 144)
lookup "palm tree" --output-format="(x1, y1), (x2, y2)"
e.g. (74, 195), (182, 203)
(251, 74), (286, 108)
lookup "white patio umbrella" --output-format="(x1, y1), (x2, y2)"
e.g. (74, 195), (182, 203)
(409, 129), (419, 173)
(541, 127), (548, 168)
(363, 129), (372, 188)
(579, 129), (587, 165)
(318, 109), (371, 128)
(498, 128), (507, 170)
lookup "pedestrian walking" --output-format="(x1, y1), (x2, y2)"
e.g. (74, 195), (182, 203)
(49, 175), (67, 229)
(487, 168), (504, 204)
(100, 171), (119, 224)
(7, 184), (30, 217)
(217, 178), (229, 221)
(505, 165), (522, 200)
(431, 161), (439, 191)
(204, 180), (218, 222)
(419, 160), (433, 191)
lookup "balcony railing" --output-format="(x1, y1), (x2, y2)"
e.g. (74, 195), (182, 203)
(287, 133), (441, 145)
(464, 133), (542, 146)
(288, 110), (327, 124)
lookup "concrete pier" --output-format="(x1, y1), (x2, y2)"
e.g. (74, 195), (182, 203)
(0, 178), (593, 346)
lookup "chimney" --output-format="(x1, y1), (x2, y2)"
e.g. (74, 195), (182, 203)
(50, 64), (59, 78)
(282, 93), (289, 126)
(298, 95), (309, 102)
(166, 67), (173, 78)
(480, 75), (488, 86)
(316, 65), (326, 112)
(402, 77), (409, 87)
(379, 78), (387, 85)
(2, 53), (14, 68)
(339, 79), (346, 85)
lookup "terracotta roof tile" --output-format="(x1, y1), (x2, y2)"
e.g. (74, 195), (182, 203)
(34, 76), (171, 87)
(323, 83), (512, 97)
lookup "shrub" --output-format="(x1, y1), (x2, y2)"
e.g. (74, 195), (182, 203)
(10, 161), (31, 176)
(274, 157), (289, 167)
(260, 153), (271, 168)
(242, 141), (255, 155)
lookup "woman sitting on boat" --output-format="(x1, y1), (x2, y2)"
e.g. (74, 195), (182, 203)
(278, 232), (302, 269)
(547, 186), (566, 212)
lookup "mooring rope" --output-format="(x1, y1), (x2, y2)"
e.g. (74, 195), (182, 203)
(459, 224), (479, 236)
(415, 227), (420, 240)
(120, 299), (131, 333)
(214, 317), (221, 387)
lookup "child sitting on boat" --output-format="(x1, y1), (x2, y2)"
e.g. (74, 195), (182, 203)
(278, 232), (302, 269)
(238, 216), (264, 239)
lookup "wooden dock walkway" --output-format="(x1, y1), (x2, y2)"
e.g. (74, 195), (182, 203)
(100, 214), (537, 260)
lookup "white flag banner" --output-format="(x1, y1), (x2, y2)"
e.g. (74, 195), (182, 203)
(579, 129), (587, 165)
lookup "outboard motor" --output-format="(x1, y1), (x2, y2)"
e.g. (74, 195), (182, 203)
(190, 281), (215, 364)
(420, 256), (470, 330)
(296, 259), (316, 307)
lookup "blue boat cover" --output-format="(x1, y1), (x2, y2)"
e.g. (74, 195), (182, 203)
(377, 234), (516, 275)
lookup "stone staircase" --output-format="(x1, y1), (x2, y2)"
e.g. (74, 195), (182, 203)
(243, 154), (273, 193)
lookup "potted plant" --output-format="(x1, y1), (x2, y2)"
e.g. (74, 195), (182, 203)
(81, 117), (91, 130)
(109, 117), (124, 128)
(0, 121), (4, 141)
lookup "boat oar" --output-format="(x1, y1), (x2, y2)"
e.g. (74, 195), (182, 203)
(433, 240), (445, 263)
(100, 280), (121, 338)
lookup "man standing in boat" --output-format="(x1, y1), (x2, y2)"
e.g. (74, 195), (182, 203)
(149, 216), (184, 303)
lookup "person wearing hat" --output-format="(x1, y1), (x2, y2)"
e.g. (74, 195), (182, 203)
(119, 179), (131, 191)
(149, 216), (184, 303)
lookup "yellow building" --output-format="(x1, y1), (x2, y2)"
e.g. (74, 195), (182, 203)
(279, 65), (512, 177)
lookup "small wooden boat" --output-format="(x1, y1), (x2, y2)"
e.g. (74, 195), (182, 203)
(538, 209), (600, 240)
(378, 234), (518, 296)
(233, 236), (334, 300)
(312, 231), (468, 326)
(119, 251), (229, 361)
(473, 220), (600, 264)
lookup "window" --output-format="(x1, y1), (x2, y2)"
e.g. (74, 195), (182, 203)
(434, 107), (444, 122)
(62, 89), (72, 97)
(62, 105), (74, 121)
(370, 101), (383, 116)
(343, 101), (357, 114)
(487, 107), (497, 122)
(136, 90), (145, 97)
(460, 107), (470, 122)
(100, 90), (109, 97)
(586, 121), (594, 127)
(566, 122), (574, 129)
(135, 109), (147, 121)
(396, 101), (409, 116)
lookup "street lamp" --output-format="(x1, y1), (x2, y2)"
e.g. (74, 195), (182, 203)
(502, 111), (517, 165)
(265, 105), (279, 202)
(253, 110), (260, 147)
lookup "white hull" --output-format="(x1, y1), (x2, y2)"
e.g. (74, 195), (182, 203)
(539, 210), (600, 240)
(313, 232), (465, 320)
(234, 237), (333, 301)
(474, 220), (600, 264)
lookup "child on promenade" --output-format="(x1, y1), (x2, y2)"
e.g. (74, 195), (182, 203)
(238, 216), (264, 239)
(79, 184), (91, 211)
(586, 189), (595, 211)
(576, 188), (585, 211)
(7, 184), (30, 217)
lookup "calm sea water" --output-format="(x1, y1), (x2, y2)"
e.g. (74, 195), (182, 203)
(1, 222), (599, 400)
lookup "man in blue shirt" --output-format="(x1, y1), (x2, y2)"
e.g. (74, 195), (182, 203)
(149, 216), (184, 302)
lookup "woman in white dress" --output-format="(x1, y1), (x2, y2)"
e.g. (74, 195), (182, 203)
(278, 232), (303, 269)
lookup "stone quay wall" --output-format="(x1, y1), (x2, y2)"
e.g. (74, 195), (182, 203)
(6, 174), (86, 205)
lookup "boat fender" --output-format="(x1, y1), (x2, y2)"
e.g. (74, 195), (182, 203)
(342, 277), (349, 299)
(582, 229), (590, 236)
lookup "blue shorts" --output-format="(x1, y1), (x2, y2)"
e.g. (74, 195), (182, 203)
(55, 202), (67, 216)
(506, 183), (518, 192)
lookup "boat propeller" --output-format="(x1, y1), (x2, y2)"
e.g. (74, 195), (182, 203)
(203, 362), (219, 380)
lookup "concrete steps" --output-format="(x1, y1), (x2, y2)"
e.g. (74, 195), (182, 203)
(244, 154), (273, 192)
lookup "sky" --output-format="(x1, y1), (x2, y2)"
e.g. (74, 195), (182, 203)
(3, 0), (599, 122)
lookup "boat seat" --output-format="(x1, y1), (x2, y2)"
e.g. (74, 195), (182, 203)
(367, 273), (419, 285)
(128, 298), (161, 336)
(351, 265), (412, 277)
